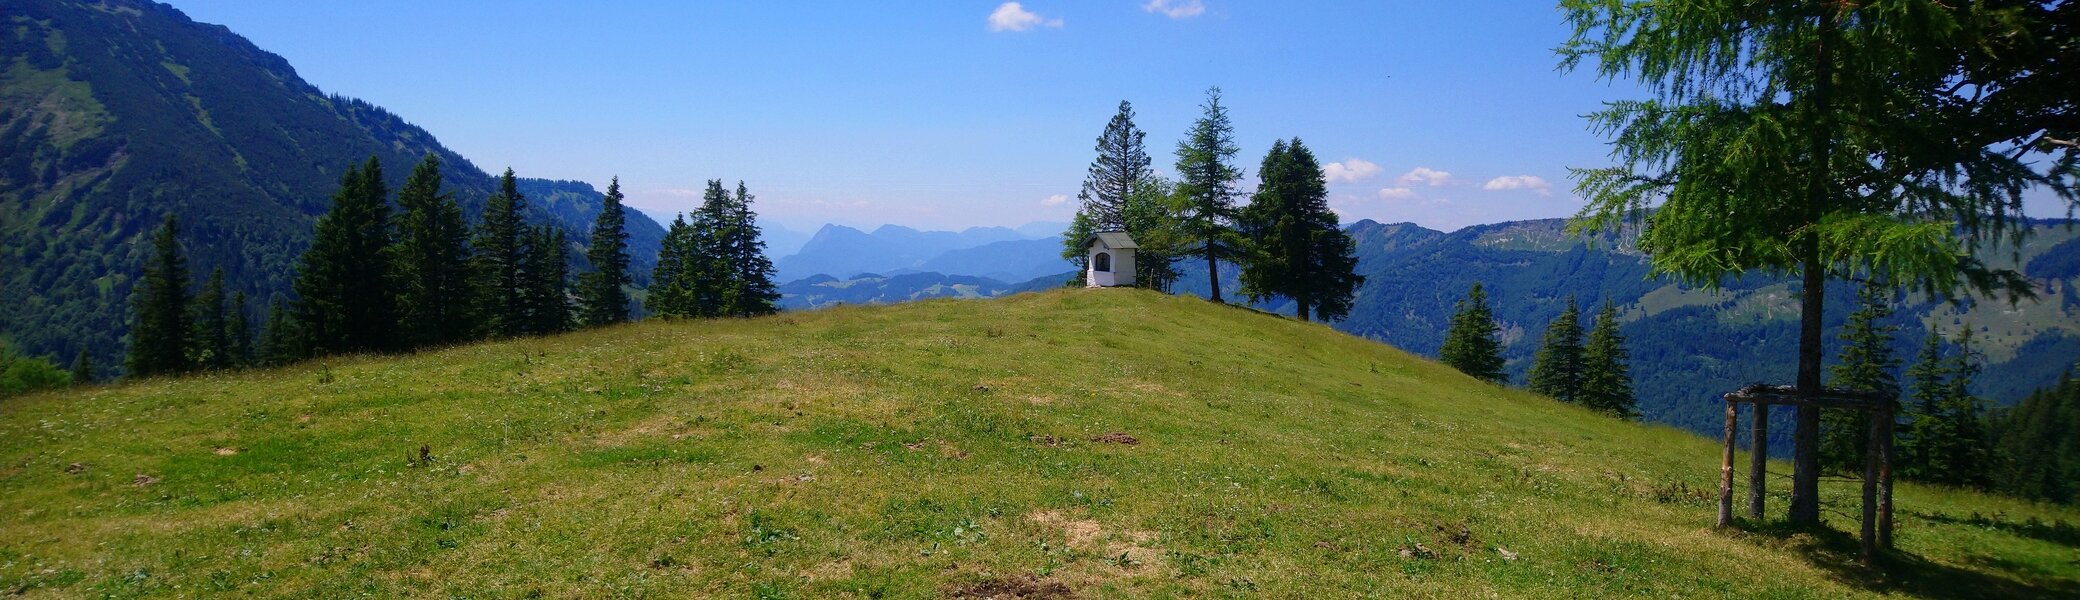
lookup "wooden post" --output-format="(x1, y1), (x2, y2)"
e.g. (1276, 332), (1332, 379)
(1719, 399), (1737, 528)
(1862, 406), (1881, 563)
(1748, 402), (1769, 520)
(1878, 405), (1895, 548)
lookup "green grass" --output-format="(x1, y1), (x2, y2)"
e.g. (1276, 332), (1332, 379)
(2, 289), (2075, 598)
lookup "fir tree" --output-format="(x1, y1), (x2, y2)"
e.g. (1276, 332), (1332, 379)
(257, 300), (298, 367)
(193, 268), (230, 370)
(69, 348), (94, 385)
(523, 226), (572, 334)
(1439, 282), (1505, 383)
(126, 214), (194, 377)
(394, 153), (477, 347)
(647, 214), (695, 318)
(685, 180), (735, 318)
(1528, 296), (1585, 404)
(1173, 87), (1245, 303)
(1933, 328), (1993, 487)
(1823, 278), (1900, 473)
(1238, 139), (1364, 322)
(1902, 329), (1949, 481)
(474, 168), (530, 338)
(1580, 301), (1637, 420)
(721, 181), (779, 317)
(293, 157), (398, 356)
(577, 177), (633, 327)
(227, 290), (251, 368)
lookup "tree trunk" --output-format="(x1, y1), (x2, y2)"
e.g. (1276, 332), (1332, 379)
(1297, 292), (1310, 322)
(1789, 4), (1837, 528)
(1206, 251), (1222, 303)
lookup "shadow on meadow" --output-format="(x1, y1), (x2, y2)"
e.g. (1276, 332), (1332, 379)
(1915, 510), (2080, 550)
(1731, 519), (2079, 600)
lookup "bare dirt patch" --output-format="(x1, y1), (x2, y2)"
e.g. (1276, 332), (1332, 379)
(948, 573), (1073, 599)
(213, 447), (240, 456)
(1088, 432), (1139, 445)
(1028, 510), (1104, 548)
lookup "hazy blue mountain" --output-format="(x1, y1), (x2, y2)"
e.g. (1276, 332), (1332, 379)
(773, 224), (1031, 281)
(775, 270), (1069, 311)
(917, 237), (1077, 283)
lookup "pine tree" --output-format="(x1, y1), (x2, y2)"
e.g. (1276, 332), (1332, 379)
(126, 214), (194, 377)
(1902, 329), (1949, 481)
(1173, 87), (1245, 304)
(69, 348), (94, 385)
(193, 268), (231, 370)
(1528, 296), (1585, 404)
(257, 300), (298, 367)
(1439, 282), (1505, 383)
(720, 181), (778, 317)
(523, 226), (572, 334)
(577, 177), (633, 327)
(647, 214), (695, 318)
(1079, 100), (1153, 230)
(394, 153), (477, 347)
(1823, 278), (1900, 473)
(293, 157), (398, 356)
(227, 290), (251, 368)
(474, 168), (530, 338)
(1239, 138), (1362, 322)
(1580, 301), (1637, 420)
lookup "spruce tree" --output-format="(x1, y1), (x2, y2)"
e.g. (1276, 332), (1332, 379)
(1934, 328), (1992, 487)
(1439, 282), (1506, 383)
(1902, 329), (1949, 481)
(227, 290), (251, 368)
(257, 300), (297, 367)
(293, 157), (398, 356)
(1989, 371), (2080, 504)
(1528, 296), (1585, 404)
(721, 181), (779, 317)
(577, 177), (633, 326)
(126, 214), (194, 378)
(1580, 301), (1637, 420)
(523, 226), (572, 334)
(647, 214), (694, 318)
(1173, 87), (1244, 304)
(474, 168), (530, 338)
(686, 180), (734, 318)
(394, 153), (477, 347)
(1823, 278), (1900, 473)
(193, 268), (230, 370)
(69, 348), (94, 385)
(1239, 138), (1362, 322)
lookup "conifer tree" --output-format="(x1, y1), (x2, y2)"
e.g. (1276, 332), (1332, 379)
(474, 168), (530, 338)
(126, 214), (194, 378)
(257, 300), (297, 367)
(522, 226), (572, 334)
(1239, 138), (1362, 322)
(1080, 100), (1153, 230)
(227, 290), (251, 368)
(647, 214), (695, 318)
(1120, 178), (1187, 292)
(1580, 301), (1637, 420)
(293, 157), (398, 356)
(69, 348), (94, 385)
(1528, 296), (1585, 403)
(1933, 328), (1992, 487)
(721, 181), (779, 317)
(578, 177), (633, 327)
(394, 153), (477, 347)
(1823, 278), (1900, 472)
(1173, 87), (1244, 303)
(1059, 210), (1098, 287)
(193, 268), (230, 370)
(1989, 371), (2080, 504)
(1440, 282), (1506, 383)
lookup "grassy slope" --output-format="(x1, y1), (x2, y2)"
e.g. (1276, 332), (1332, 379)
(1, 290), (2075, 598)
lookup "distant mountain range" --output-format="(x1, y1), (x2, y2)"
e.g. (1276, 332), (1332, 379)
(773, 223), (1073, 282)
(1, 0), (662, 370)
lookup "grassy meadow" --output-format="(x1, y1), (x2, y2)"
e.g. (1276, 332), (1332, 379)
(1, 289), (2075, 598)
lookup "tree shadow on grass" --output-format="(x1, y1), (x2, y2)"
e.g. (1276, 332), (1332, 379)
(1730, 519), (2080, 600)
(1914, 510), (2080, 550)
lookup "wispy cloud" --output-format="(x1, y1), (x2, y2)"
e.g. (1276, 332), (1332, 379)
(1376, 187), (1416, 200)
(1042, 193), (1070, 206)
(988, 2), (1062, 32)
(1142, 0), (1206, 19)
(1482, 175), (1551, 196)
(1322, 158), (1382, 184)
(1397, 167), (1453, 187)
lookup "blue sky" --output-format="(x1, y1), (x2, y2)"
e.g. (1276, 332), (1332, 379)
(162, 2), (1672, 231)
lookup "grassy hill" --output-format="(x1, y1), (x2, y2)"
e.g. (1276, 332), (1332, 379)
(1, 290), (2075, 598)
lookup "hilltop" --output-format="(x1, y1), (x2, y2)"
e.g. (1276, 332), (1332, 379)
(2, 290), (2074, 597)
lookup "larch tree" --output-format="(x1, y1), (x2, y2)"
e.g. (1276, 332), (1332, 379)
(1580, 301), (1637, 420)
(578, 177), (633, 327)
(1239, 138), (1362, 321)
(126, 214), (193, 378)
(394, 153), (477, 347)
(1823, 278), (1901, 473)
(1440, 282), (1506, 383)
(473, 168), (530, 338)
(1173, 87), (1245, 304)
(1528, 296), (1585, 404)
(1560, 0), (2074, 524)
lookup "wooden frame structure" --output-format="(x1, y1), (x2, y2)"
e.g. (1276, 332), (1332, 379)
(1717, 384), (1895, 561)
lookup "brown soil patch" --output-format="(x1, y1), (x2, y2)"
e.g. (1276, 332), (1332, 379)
(948, 573), (1073, 599)
(1088, 432), (1139, 445)
(1027, 511), (1103, 548)
(213, 447), (240, 456)
(1029, 434), (1065, 447)
(132, 473), (159, 486)
(64, 462), (88, 474)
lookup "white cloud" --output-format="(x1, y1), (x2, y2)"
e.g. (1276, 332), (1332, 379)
(1143, 0), (1206, 19)
(1042, 194), (1070, 206)
(1397, 167), (1453, 187)
(1322, 158), (1382, 184)
(1376, 187), (1416, 200)
(1482, 175), (1552, 196)
(987, 2), (1061, 32)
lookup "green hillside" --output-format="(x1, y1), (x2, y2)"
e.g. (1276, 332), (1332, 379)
(1, 290), (2074, 597)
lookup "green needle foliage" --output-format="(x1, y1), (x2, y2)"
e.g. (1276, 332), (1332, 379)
(1528, 297), (1585, 404)
(1440, 282), (1505, 383)
(293, 156), (398, 356)
(1238, 138), (1364, 322)
(1823, 278), (1901, 473)
(1991, 371), (2080, 504)
(395, 154), (479, 347)
(1173, 87), (1245, 304)
(646, 180), (777, 319)
(126, 215), (193, 378)
(1580, 301), (1637, 420)
(578, 178), (634, 327)
(192, 268), (230, 370)
(474, 169), (531, 339)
